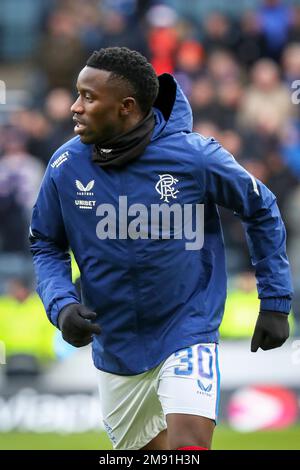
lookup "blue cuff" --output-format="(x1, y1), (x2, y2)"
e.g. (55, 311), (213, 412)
(260, 297), (291, 314)
(50, 297), (80, 327)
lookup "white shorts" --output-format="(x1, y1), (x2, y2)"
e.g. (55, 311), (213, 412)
(97, 342), (220, 450)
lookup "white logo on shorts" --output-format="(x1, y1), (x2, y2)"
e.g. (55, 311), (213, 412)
(197, 379), (212, 393)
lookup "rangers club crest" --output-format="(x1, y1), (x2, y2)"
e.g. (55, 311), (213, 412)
(155, 174), (179, 203)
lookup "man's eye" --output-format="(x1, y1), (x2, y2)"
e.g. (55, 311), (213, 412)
(76, 92), (92, 102)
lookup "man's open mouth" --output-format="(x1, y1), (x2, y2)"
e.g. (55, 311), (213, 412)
(73, 117), (87, 134)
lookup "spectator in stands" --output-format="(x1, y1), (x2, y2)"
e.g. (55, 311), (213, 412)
(44, 88), (75, 158)
(202, 12), (238, 55)
(206, 50), (241, 84)
(282, 42), (300, 90)
(0, 175), (28, 253)
(146, 4), (179, 75)
(235, 11), (266, 69)
(189, 77), (219, 124)
(215, 79), (244, 130)
(36, 10), (85, 91)
(10, 109), (52, 165)
(0, 276), (55, 365)
(100, 10), (148, 56)
(280, 119), (300, 180)
(257, 0), (292, 61)
(287, 5), (300, 43)
(174, 40), (205, 95)
(238, 59), (294, 133)
(0, 126), (45, 220)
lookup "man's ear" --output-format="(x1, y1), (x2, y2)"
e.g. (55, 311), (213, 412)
(119, 97), (137, 116)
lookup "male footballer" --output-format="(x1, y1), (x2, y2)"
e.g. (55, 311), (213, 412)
(30, 47), (292, 450)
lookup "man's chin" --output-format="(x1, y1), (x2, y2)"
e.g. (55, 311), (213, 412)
(77, 131), (113, 145)
(78, 134), (95, 145)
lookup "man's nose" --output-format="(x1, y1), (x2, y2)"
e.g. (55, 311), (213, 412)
(71, 96), (84, 114)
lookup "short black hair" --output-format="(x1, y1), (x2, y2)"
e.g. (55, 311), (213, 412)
(86, 47), (159, 114)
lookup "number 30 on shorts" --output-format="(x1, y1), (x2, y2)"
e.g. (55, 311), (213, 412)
(174, 345), (213, 379)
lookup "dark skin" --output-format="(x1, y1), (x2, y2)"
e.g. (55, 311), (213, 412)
(141, 416), (215, 450)
(71, 66), (144, 145)
(70, 66), (215, 450)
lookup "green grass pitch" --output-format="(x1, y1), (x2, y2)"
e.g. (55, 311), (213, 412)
(0, 426), (300, 450)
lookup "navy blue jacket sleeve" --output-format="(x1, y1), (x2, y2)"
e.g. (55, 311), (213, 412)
(29, 164), (80, 327)
(202, 138), (293, 313)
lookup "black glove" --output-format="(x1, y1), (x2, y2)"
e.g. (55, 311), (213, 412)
(58, 303), (101, 348)
(251, 310), (289, 352)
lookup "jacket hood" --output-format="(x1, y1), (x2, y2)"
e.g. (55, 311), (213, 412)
(151, 73), (193, 140)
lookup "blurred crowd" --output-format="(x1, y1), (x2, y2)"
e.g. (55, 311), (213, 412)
(1, 0), (300, 366)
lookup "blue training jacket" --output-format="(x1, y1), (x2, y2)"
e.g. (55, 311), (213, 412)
(30, 74), (293, 375)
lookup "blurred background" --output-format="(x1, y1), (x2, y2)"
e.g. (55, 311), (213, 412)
(0, 0), (300, 450)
